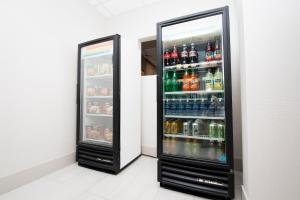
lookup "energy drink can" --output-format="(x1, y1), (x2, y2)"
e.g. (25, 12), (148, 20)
(217, 123), (225, 139)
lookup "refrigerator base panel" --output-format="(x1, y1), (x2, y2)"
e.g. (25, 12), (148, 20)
(158, 159), (234, 199)
(77, 145), (120, 174)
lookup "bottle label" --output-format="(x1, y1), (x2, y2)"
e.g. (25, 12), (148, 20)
(164, 54), (170, 60)
(189, 50), (197, 57)
(206, 52), (214, 61)
(214, 79), (222, 90)
(205, 79), (213, 90)
(214, 50), (222, 60)
(181, 51), (188, 58)
(171, 52), (178, 59)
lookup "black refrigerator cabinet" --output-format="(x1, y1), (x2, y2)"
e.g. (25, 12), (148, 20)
(157, 7), (234, 199)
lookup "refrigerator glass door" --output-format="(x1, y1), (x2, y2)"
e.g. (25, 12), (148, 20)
(80, 40), (114, 147)
(162, 14), (226, 163)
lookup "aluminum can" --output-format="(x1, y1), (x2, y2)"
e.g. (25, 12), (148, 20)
(183, 121), (191, 136)
(192, 121), (200, 136)
(217, 123), (225, 139)
(209, 121), (218, 138)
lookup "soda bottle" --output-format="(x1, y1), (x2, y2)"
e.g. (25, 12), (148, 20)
(164, 71), (172, 92)
(185, 97), (193, 116)
(171, 45), (179, 66)
(170, 71), (178, 91)
(215, 95), (225, 117)
(214, 40), (222, 60)
(200, 97), (209, 116)
(180, 44), (189, 64)
(189, 43), (198, 63)
(198, 70), (206, 91)
(164, 99), (170, 115)
(192, 97), (199, 116)
(178, 96), (185, 116)
(207, 95), (217, 116)
(213, 68), (223, 90)
(170, 96), (177, 115)
(190, 69), (200, 91)
(205, 41), (214, 61)
(182, 70), (191, 91)
(164, 48), (171, 66)
(205, 69), (214, 91)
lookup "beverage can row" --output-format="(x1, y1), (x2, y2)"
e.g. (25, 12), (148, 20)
(163, 119), (225, 140)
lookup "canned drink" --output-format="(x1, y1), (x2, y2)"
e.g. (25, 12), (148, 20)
(165, 120), (171, 134)
(171, 120), (179, 134)
(217, 123), (225, 139)
(183, 121), (191, 136)
(209, 121), (218, 138)
(192, 121), (200, 136)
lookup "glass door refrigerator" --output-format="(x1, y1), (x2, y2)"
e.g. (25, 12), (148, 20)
(157, 7), (234, 199)
(76, 35), (122, 174)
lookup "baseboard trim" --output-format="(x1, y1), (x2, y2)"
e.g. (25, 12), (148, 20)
(241, 185), (249, 200)
(142, 146), (157, 157)
(0, 152), (75, 195)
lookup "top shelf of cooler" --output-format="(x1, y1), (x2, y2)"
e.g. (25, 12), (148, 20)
(164, 60), (222, 71)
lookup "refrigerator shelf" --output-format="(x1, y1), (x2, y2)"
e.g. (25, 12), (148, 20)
(82, 51), (113, 60)
(84, 138), (112, 144)
(164, 60), (223, 71)
(165, 90), (224, 95)
(86, 96), (113, 99)
(86, 114), (113, 117)
(86, 74), (113, 80)
(164, 115), (224, 120)
(164, 134), (225, 142)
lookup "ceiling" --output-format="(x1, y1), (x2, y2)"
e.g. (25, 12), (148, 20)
(86, 0), (161, 18)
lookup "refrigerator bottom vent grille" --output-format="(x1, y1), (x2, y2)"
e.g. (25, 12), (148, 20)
(77, 146), (115, 172)
(159, 160), (234, 198)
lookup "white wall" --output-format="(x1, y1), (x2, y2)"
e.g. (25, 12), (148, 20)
(101, 0), (243, 162)
(238, 0), (300, 199)
(141, 75), (157, 157)
(0, 0), (105, 179)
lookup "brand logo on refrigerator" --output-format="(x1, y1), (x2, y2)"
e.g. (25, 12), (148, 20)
(197, 178), (223, 186)
(96, 158), (112, 163)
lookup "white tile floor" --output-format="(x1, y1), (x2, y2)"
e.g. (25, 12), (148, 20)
(0, 156), (242, 200)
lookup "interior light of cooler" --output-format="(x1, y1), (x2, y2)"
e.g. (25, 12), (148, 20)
(162, 15), (222, 42)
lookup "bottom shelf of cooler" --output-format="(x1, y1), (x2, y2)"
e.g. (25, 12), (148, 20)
(164, 134), (225, 142)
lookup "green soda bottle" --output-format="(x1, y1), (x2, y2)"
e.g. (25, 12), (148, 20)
(170, 71), (178, 91)
(164, 71), (172, 92)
